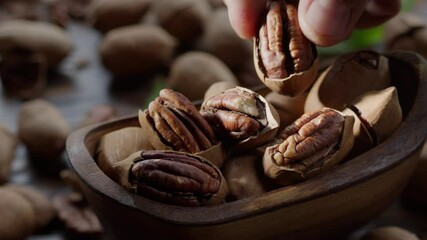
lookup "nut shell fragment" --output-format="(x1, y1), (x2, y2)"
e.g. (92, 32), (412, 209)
(113, 150), (228, 206)
(96, 126), (153, 182)
(263, 108), (354, 185)
(305, 50), (391, 112)
(342, 87), (402, 157)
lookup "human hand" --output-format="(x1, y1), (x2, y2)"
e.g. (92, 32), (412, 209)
(224, 0), (401, 47)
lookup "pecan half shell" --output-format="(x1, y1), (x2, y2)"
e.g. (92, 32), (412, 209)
(113, 150), (229, 206)
(342, 86), (402, 158)
(139, 89), (224, 167)
(263, 108), (354, 185)
(254, 0), (318, 96)
(200, 86), (279, 149)
(305, 50), (391, 112)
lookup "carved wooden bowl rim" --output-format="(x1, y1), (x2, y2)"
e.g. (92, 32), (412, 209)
(66, 51), (427, 225)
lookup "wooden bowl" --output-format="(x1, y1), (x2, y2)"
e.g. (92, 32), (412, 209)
(66, 52), (427, 240)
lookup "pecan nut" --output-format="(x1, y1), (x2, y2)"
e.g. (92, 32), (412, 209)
(139, 89), (224, 167)
(0, 49), (47, 99)
(200, 86), (279, 149)
(254, 0), (318, 96)
(114, 150), (229, 206)
(305, 50), (391, 112)
(263, 108), (354, 185)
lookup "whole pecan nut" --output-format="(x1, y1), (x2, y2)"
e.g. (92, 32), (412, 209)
(113, 150), (229, 206)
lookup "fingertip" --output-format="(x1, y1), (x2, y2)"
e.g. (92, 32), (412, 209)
(225, 0), (266, 39)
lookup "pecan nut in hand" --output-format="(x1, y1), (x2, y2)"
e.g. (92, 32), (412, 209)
(263, 108), (354, 185)
(254, 0), (318, 96)
(113, 150), (229, 207)
(139, 88), (224, 167)
(200, 86), (280, 149)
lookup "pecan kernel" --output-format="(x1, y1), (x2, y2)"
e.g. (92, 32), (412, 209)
(272, 108), (344, 166)
(129, 151), (226, 206)
(258, 0), (314, 79)
(145, 89), (216, 153)
(200, 87), (267, 141)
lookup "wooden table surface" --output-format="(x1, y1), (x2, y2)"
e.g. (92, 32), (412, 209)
(1, 1), (427, 239)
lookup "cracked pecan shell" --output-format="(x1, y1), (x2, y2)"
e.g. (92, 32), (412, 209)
(263, 108), (354, 185)
(254, 0), (319, 96)
(305, 50), (391, 112)
(113, 150), (229, 206)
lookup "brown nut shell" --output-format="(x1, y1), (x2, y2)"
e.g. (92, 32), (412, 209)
(197, 8), (253, 70)
(143, 0), (211, 45)
(0, 188), (36, 240)
(342, 86), (402, 157)
(4, 184), (57, 230)
(384, 13), (427, 57)
(0, 124), (16, 184)
(222, 151), (275, 201)
(168, 51), (238, 101)
(100, 24), (177, 78)
(305, 50), (391, 112)
(18, 99), (71, 162)
(0, 20), (73, 66)
(88, 0), (153, 33)
(96, 126), (153, 182)
(265, 91), (306, 132)
(201, 86), (280, 150)
(113, 150), (229, 206)
(254, 0), (318, 96)
(263, 108), (355, 185)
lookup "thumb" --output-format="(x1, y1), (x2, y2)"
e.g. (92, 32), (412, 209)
(298, 0), (368, 47)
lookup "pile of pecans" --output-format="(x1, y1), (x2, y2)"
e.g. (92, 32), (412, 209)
(95, 0), (405, 208)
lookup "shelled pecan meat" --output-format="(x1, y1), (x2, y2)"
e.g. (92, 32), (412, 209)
(258, 0), (314, 78)
(200, 87), (279, 148)
(263, 108), (354, 185)
(114, 150), (228, 206)
(254, 0), (318, 96)
(140, 89), (217, 153)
